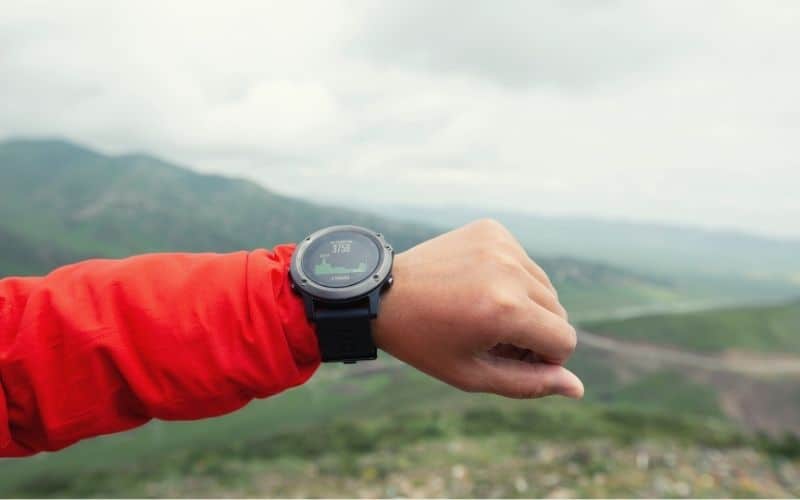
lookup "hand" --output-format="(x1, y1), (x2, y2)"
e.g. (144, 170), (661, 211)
(373, 219), (583, 399)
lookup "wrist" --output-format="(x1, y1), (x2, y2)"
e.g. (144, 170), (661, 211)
(371, 252), (407, 354)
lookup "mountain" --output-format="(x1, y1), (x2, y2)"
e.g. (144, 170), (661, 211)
(0, 139), (438, 276)
(1, 138), (799, 497)
(0, 138), (681, 320)
(365, 204), (800, 282)
(361, 203), (800, 318)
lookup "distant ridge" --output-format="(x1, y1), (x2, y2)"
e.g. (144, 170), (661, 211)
(0, 137), (435, 275)
(368, 203), (800, 278)
(2, 137), (795, 318)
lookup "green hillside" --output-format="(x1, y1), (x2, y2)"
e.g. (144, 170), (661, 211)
(0, 139), (434, 275)
(542, 256), (685, 320)
(0, 138), (681, 320)
(0, 363), (797, 498)
(1, 138), (799, 497)
(583, 300), (800, 354)
(1, 299), (798, 497)
(370, 204), (800, 280)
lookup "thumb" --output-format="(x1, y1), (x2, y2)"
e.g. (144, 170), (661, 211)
(475, 355), (585, 399)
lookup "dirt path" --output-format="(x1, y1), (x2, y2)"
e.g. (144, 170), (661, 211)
(578, 330), (800, 376)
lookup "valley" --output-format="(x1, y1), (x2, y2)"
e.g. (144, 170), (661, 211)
(1, 138), (798, 497)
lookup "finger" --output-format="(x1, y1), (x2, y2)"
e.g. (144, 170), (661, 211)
(500, 301), (577, 363)
(524, 275), (567, 320)
(505, 243), (558, 296)
(475, 354), (584, 399)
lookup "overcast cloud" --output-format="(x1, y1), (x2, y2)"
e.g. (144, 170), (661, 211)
(1, 1), (798, 238)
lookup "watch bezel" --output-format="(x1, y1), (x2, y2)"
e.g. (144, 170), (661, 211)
(290, 225), (393, 302)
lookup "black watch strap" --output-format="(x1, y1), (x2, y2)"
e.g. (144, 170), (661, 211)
(313, 301), (377, 363)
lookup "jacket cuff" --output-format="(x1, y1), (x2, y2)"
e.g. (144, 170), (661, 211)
(265, 244), (321, 372)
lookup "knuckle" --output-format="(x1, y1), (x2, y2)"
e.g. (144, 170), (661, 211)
(473, 238), (520, 268)
(537, 315), (577, 362)
(536, 285), (558, 307)
(474, 217), (503, 230)
(475, 243), (501, 262)
(493, 254), (522, 276)
(483, 287), (522, 319)
(567, 324), (578, 352)
(473, 218), (510, 239)
(493, 237), (516, 252)
(561, 324), (578, 358)
(547, 295), (568, 321)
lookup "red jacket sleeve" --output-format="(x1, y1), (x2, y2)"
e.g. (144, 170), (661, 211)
(0, 244), (320, 457)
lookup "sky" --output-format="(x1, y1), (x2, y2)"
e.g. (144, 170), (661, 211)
(1, 1), (799, 238)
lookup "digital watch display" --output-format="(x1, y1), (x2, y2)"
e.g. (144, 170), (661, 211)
(290, 226), (394, 363)
(301, 231), (381, 288)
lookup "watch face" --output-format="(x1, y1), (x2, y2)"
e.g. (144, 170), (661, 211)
(301, 230), (381, 288)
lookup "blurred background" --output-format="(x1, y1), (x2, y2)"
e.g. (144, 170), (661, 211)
(1, 1), (799, 497)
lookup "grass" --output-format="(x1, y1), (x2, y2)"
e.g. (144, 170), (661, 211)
(0, 367), (389, 492)
(0, 353), (764, 497)
(5, 397), (799, 498)
(0, 302), (796, 496)
(557, 281), (684, 322)
(582, 299), (800, 354)
(2, 139), (799, 496)
(601, 371), (724, 417)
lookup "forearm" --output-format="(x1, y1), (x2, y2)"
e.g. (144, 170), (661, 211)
(0, 245), (319, 456)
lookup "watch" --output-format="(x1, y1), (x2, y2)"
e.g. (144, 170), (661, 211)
(289, 225), (394, 363)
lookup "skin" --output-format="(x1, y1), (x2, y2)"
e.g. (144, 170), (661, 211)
(372, 219), (584, 400)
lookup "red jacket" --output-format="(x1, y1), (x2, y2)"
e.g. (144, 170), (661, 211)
(0, 245), (320, 456)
